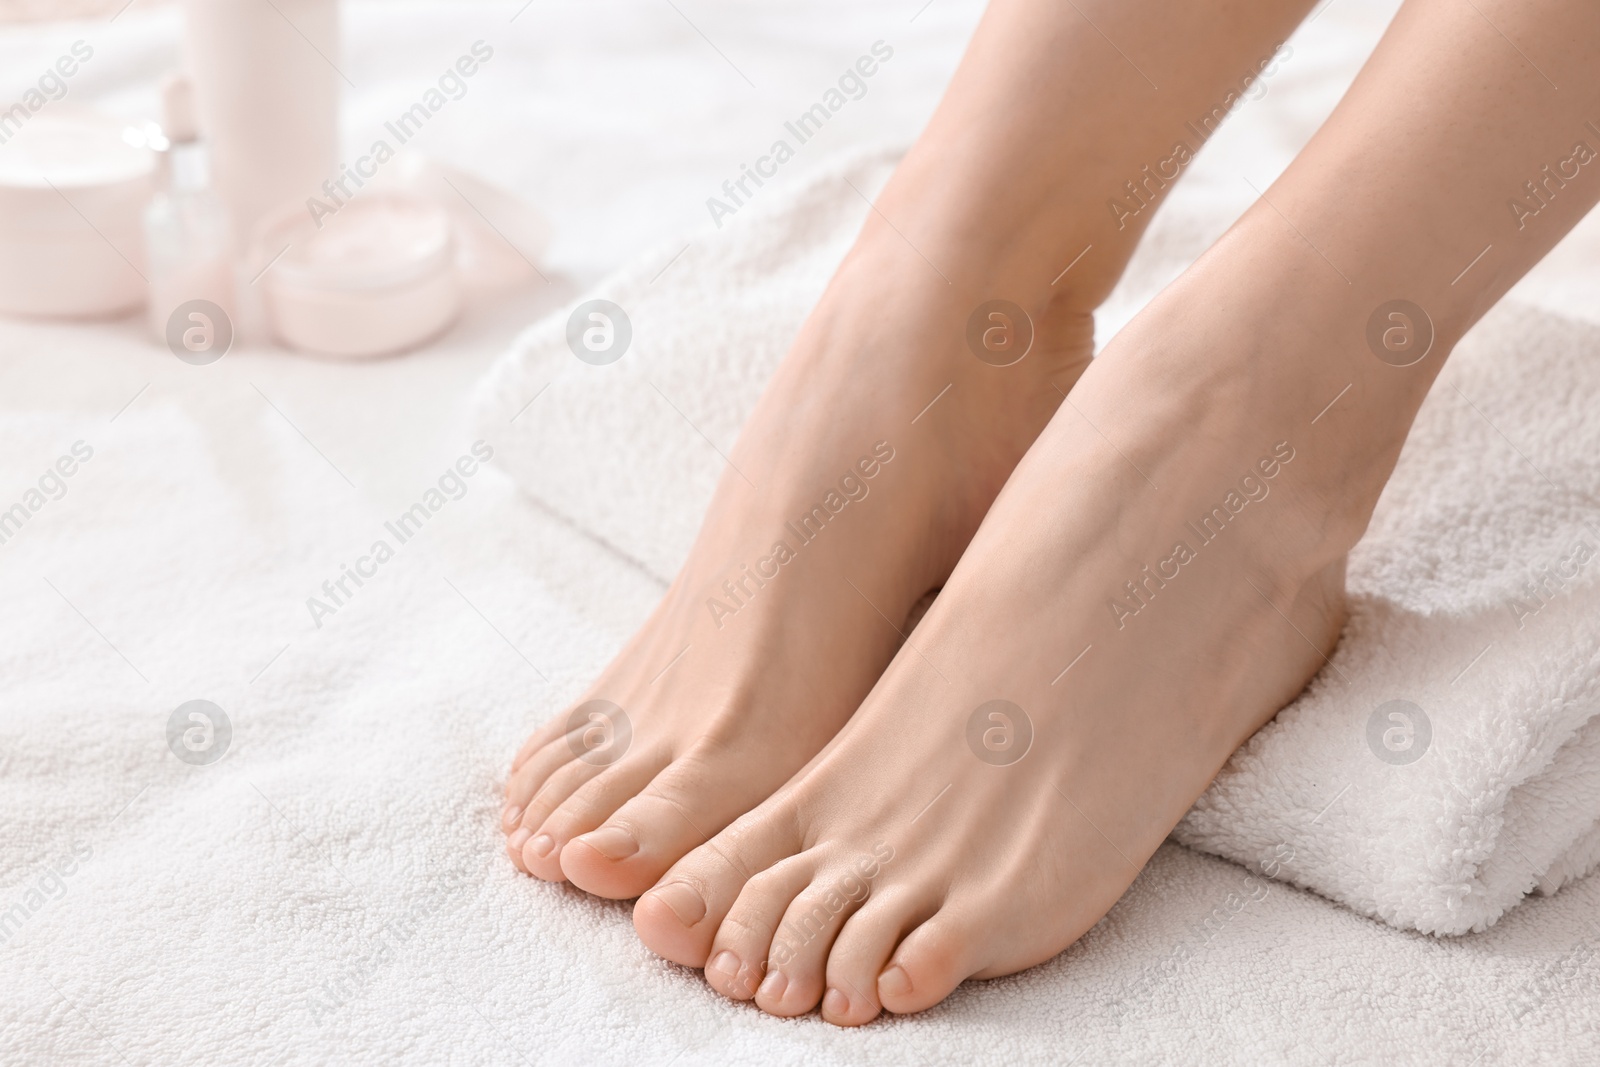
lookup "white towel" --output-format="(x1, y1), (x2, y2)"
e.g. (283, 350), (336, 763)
(475, 149), (1600, 935)
(1176, 301), (1600, 933)
(473, 151), (893, 579)
(5, 261), (1597, 1067)
(9, 3), (1600, 1063)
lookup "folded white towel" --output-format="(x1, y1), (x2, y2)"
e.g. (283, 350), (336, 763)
(1175, 301), (1600, 933)
(474, 149), (1600, 935)
(474, 150), (899, 579)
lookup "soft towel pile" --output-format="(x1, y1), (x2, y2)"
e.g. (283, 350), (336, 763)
(475, 149), (1600, 935)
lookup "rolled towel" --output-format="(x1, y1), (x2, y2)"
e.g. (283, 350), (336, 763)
(473, 149), (1600, 935)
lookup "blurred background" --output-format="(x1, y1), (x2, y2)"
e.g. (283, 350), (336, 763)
(1, 0), (140, 19)
(0, 1), (1000, 485)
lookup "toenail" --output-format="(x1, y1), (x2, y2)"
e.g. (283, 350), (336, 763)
(579, 826), (639, 860)
(508, 827), (532, 851)
(649, 882), (707, 926)
(503, 805), (523, 829)
(530, 834), (556, 858)
(822, 987), (850, 1017)
(708, 950), (739, 981)
(758, 969), (788, 1002)
(878, 964), (912, 999)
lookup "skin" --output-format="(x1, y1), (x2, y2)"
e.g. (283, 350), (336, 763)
(502, 0), (1319, 893)
(626, 0), (1600, 1026)
(506, 0), (1600, 1027)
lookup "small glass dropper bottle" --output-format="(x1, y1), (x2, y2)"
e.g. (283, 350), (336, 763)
(144, 72), (236, 345)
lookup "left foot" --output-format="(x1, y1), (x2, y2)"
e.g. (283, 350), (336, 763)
(499, 227), (1097, 897)
(632, 236), (1386, 1024)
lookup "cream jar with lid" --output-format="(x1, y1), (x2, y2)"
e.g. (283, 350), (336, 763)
(253, 192), (460, 358)
(0, 108), (153, 319)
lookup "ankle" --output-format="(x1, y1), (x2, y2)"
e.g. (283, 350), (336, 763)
(1090, 255), (1447, 588)
(842, 166), (1121, 328)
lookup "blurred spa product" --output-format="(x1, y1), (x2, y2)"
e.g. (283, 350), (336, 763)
(143, 73), (235, 342)
(252, 191), (460, 358)
(180, 0), (339, 256)
(0, 108), (153, 318)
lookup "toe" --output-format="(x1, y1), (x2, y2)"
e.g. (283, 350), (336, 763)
(565, 752), (767, 899)
(503, 736), (578, 834)
(539, 759), (661, 870)
(822, 887), (936, 1027)
(510, 710), (572, 772)
(511, 758), (606, 879)
(633, 803), (802, 967)
(756, 862), (873, 1019)
(704, 858), (813, 1003)
(876, 908), (981, 1017)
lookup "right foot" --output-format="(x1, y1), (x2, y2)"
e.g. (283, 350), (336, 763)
(629, 219), (1386, 1024)
(501, 229), (1098, 897)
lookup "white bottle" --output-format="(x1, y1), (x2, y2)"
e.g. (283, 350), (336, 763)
(180, 0), (339, 256)
(144, 73), (235, 344)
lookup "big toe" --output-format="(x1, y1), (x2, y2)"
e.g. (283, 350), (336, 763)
(876, 910), (981, 1017)
(632, 803), (801, 967)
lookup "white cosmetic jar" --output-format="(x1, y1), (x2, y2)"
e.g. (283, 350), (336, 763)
(0, 109), (153, 319)
(254, 192), (460, 358)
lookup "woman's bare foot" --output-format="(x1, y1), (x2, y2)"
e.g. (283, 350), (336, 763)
(500, 0), (1330, 896)
(501, 228), (1096, 894)
(630, 0), (1600, 1027)
(631, 218), (1385, 1024)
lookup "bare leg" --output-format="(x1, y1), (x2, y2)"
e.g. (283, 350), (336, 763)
(633, 0), (1600, 1025)
(502, 0), (1320, 898)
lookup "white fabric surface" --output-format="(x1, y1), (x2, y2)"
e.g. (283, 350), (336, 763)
(5, 2), (1600, 1064)
(3, 390), (1599, 1066)
(476, 146), (1600, 935)
(1176, 303), (1600, 932)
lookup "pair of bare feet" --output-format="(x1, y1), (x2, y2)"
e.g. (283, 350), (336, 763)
(500, 203), (1364, 1023)
(498, 0), (1600, 1026)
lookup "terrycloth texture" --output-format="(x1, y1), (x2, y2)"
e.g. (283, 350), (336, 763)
(1177, 305), (1600, 933)
(5, 376), (1600, 1067)
(475, 151), (896, 578)
(475, 150), (1600, 936)
(6, 1), (1600, 1064)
